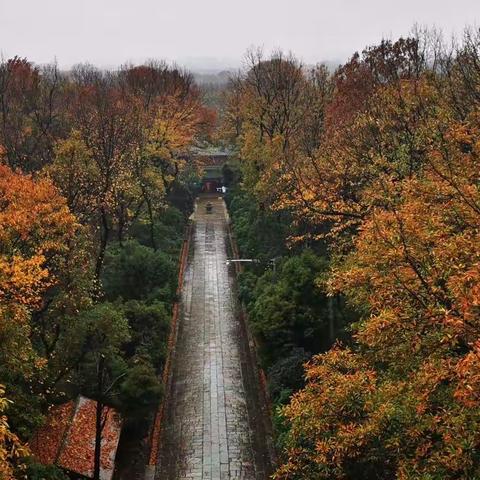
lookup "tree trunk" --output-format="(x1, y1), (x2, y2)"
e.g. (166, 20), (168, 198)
(94, 355), (105, 480)
(95, 209), (110, 278)
(148, 205), (157, 251)
(328, 296), (335, 345)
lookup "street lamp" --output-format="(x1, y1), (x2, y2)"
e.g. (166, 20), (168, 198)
(225, 258), (280, 270)
(225, 259), (260, 266)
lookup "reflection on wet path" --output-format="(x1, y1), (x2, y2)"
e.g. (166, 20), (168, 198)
(155, 196), (269, 480)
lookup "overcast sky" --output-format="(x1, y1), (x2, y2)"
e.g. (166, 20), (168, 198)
(0, 0), (479, 70)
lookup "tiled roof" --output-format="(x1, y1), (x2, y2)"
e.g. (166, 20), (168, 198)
(31, 396), (122, 480)
(30, 401), (75, 465)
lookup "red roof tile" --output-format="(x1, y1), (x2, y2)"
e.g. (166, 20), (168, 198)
(30, 401), (75, 464)
(31, 396), (122, 480)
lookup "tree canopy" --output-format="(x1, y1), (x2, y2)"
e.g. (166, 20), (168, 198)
(220, 29), (480, 480)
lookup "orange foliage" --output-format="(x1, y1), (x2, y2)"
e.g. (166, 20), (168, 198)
(30, 397), (122, 480)
(276, 95), (480, 480)
(56, 397), (121, 479)
(222, 37), (480, 480)
(0, 163), (78, 372)
(0, 385), (28, 479)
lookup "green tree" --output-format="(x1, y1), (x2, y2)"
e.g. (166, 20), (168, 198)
(102, 240), (177, 303)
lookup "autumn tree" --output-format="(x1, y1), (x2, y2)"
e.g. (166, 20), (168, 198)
(52, 63), (214, 270)
(65, 66), (145, 274)
(0, 55), (208, 478)
(0, 385), (28, 479)
(0, 57), (66, 172)
(274, 30), (480, 480)
(221, 50), (330, 204)
(0, 160), (92, 437)
(277, 115), (480, 478)
(222, 39), (434, 244)
(120, 62), (215, 247)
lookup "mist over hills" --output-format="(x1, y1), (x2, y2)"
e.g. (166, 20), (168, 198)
(191, 59), (341, 86)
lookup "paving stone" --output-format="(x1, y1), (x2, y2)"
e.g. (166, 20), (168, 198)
(155, 197), (268, 479)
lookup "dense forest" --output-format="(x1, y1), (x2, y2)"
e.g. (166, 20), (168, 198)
(1, 26), (480, 480)
(0, 59), (214, 478)
(219, 29), (480, 479)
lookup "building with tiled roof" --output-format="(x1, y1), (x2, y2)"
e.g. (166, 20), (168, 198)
(30, 396), (122, 480)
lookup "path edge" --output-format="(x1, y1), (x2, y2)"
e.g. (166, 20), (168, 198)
(144, 215), (194, 480)
(222, 200), (278, 474)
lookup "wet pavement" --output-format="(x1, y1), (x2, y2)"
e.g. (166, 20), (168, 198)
(155, 196), (271, 480)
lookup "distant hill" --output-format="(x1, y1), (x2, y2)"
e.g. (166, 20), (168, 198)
(192, 59), (341, 87)
(193, 70), (233, 86)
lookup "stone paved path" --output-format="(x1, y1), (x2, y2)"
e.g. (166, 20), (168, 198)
(155, 196), (270, 480)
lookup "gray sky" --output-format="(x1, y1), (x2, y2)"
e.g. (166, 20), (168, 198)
(1, 0), (479, 70)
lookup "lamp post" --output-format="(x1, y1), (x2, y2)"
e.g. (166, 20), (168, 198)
(225, 259), (261, 266)
(225, 258), (280, 272)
